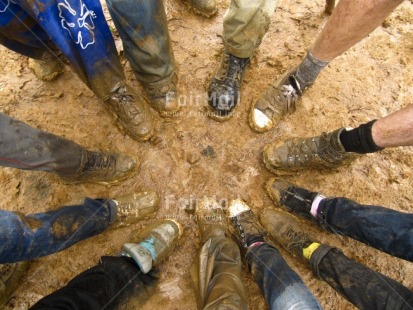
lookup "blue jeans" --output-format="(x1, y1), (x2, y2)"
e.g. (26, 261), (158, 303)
(0, 198), (116, 263)
(317, 197), (413, 261)
(247, 243), (321, 310)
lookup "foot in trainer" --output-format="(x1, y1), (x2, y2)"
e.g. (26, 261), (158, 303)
(121, 220), (183, 273)
(227, 199), (266, 252)
(58, 150), (138, 184)
(263, 128), (353, 173)
(260, 209), (322, 263)
(266, 178), (325, 222)
(111, 191), (159, 226)
(142, 73), (180, 117)
(28, 51), (64, 81)
(207, 51), (250, 121)
(104, 84), (154, 142)
(195, 197), (227, 242)
(184, 0), (217, 17)
(0, 262), (28, 307)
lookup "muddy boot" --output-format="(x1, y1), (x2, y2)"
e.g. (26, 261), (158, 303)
(195, 197), (227, 242)
(263, 128), (353, 173)
(227, 199), (266, 252)
(266, 178), (321, 222)
(0, 262), (28, 307)
(249, 68), (303, 132)
(111, 191), (159, 226)
(142, 73), (180, 117)
(121, 220), (183, 273)
(184, 0), (217, 17)
(59, 150), (138, 184)
(28, 51), (64, 81)
(104, 84), (154, 142)
(260, 209), (321, 263)
(207, 51), (250, 121)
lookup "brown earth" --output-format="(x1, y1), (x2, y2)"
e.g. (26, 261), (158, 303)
(1, 0), (413, 309)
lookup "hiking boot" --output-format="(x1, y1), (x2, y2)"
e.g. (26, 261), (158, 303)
(184, 0), (217, 17)
(104, 84), (154, 142)
(266, 178), (321, 221)
(0, 262), (28, 307)
(207, 51), (250, 121)
(227, 199), (266, 250)
(263, 128), (352, 172)
(112, 191), (159, 226)
(121, 219), (183, 273)
(249, 68), (303, 132)
(59, 151), (138, 184)
(195, 197), (227, 242)
(28, 51), (64, 81)
(260, 209), (320, 263)
(142, 73), (180, 117)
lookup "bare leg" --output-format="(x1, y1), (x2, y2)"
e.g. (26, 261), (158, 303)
(312, 0), (404, 61)
(372, 104), (413, 148)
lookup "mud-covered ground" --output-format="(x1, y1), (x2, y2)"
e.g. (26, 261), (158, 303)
(1, 0), (413, 309)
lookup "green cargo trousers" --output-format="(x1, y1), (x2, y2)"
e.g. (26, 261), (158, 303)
(223, 0), (276, 58)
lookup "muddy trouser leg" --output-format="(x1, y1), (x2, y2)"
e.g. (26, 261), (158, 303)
(2, 0), (125, 99)
(0, 113), (86, 177)
(310, 245), (413, 309)
(190, 236), (248, 310)
(105, 0), (175, 85)
(246, 243), (321, 310)
(317, 197), (413, 262)
(0, 198), (116, 263)
(223, 0), (276, 58)
(31, 256), (158, 310)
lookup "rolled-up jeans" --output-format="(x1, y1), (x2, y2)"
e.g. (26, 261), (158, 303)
(223, 0), (276, 58)
(317, 197), (413, 262)
(246, 243), (322, 310)
(0, 113), (86, 177)
(0, 198), (116, 263)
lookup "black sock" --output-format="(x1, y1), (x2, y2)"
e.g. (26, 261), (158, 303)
(339, 120), (384, 154)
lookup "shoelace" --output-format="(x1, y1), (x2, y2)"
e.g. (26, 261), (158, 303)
(219, 53), (248, 84)
(84, 153), (115, 171)
(283, 227), (309, 254)
(112, 88), (144, 119)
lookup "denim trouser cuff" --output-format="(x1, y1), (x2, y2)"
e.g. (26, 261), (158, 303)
(310, 244), (334, 279)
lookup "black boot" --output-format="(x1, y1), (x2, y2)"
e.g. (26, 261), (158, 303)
(207, 51), (250, 121)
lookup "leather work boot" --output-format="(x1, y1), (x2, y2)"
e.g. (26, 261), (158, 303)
(121, 219), (183, 273)
(208, 51), (250, 121)
(195, 197), (227, 242)
(0, 262), (28, 307)
(266, 178), (321, 222)
(249, 68), (304, 132)
(112, 191), (159, 226)
(59, 150), (138, 184)
(260, 209), (320, 263)
(104, 84), (154, 142)
(28, 51), (64, 81)
(184, 0), (217, 17)
(227, 199), (266, 252)
(263, 128), (353, 173)
(142, 73), (180, 117)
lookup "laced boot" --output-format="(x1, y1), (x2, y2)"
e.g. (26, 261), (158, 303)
(121, 220), (183, 273)
(59, 150), (138, 184)
(250, 68), (306, 132)
(142, 73), (180, 117)
(263, 128), (353, 173)
(0, 262), (28, 307)
(227, 199), (266, 253)
(112, 191), (159, 226)
(195, 197), (227, 242)
(28, 50), (64, 81)
(207, 51), (250, 121)
(104, 84), (154, 142)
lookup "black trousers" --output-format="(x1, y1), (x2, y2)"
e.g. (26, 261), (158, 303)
(31, 256), (158, 309)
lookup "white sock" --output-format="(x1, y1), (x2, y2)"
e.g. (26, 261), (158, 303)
(310, 194), (326, 218)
